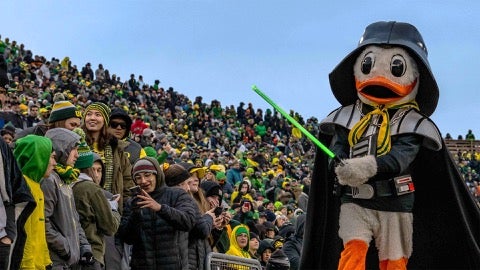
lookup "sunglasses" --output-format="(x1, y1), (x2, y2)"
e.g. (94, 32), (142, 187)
(110, 122), (127, 129)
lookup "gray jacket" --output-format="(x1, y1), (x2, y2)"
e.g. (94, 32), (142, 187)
(43, 128), (92, 267)
(41, 172), (92, 267)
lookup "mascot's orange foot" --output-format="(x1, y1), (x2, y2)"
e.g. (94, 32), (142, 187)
(379, 258), (408, 270)
(338, 239), (368, 270)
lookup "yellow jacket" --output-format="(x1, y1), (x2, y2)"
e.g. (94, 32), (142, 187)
(226, 224), (251, 259)
(21, 176), (51, 269)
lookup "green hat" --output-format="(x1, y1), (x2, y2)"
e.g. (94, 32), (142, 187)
(235, 226), (249, 237)
(216, 171), (226, 180)
(274, 201), (283, 211)
(144, 146), (157, 158)
(49, 100), (82, 123)
(75, 142), (93, 169)
(85, 102), (111, 125)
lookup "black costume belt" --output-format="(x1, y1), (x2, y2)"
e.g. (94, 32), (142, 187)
(343, 175), (414, 199)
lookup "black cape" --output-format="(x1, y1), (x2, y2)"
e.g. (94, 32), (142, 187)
(0, 138), (36, 270)
(300, 133), (480, 269)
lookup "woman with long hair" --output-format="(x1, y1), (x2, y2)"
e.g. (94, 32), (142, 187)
(81, 102), (133, 270)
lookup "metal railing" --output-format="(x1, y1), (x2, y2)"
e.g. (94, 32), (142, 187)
(205, 252), (263, 270)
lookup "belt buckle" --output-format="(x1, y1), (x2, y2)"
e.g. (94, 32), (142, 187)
(393, 175), (415, 195)
(351, 184), (375, 199)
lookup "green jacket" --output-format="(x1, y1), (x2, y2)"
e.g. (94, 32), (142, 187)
(72, 173), (120, 265)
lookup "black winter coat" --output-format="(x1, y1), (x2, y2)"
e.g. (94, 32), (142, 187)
(119, 186), (197, 270)
(188, 211), (213, 270)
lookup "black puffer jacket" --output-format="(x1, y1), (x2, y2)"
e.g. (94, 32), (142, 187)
(188, 211), (213, 270)
(281, 214), (305, 270)
(118, 157), (197, 270)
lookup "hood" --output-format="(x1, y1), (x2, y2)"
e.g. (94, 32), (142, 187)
(45, 128), (81, 165)
(258, 239), (275, 256)
(110, 107), (132, 139)
(294, 213), (306, 239)
(329, 21), (439, 116)
(72, 172), (94, 187)
(93, 153), (106, 187)
(228, 224), (251, 255)
(14, 135), (53, 182)
(133, 156), (166, 191)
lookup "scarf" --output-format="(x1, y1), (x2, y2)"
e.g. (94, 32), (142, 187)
(103, 145), (114, 192)
(348, 101), (419, 156)
(54, 164), (80, 184)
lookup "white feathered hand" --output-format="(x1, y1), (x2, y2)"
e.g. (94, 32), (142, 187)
(335, 155), (377, 187)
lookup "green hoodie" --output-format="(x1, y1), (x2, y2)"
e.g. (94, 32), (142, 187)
(14, 135), (53, 182)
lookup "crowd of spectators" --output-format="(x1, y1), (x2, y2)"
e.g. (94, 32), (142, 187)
(445, 130), (480, 206)
(0, 36), (316, 269)
(454, 149), (480, 206)
(1, 35), (479, 269)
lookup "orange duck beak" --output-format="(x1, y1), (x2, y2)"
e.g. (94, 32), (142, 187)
(356, 76), (417, 105)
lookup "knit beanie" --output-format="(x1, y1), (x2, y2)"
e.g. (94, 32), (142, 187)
(250, 232), (260, 242)
(164, 163), (190, 187)
(132, 159), (157, 179)
(200, 181), (223, 199)
(216, 171), (226, 181)
(235, 225), (249, 237)
(110, 107), (132, 138)
(49, 100), (82, 123)
(75, 142), (93, 169)
(85, 102), (111, 125)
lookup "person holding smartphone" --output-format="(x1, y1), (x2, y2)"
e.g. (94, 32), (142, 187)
(232, 199), (257, 234)
(118, 157), (197, 269)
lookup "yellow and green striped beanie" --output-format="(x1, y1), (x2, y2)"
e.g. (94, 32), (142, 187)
(49, 100), (82, 123)
(84, 102), (111, 125)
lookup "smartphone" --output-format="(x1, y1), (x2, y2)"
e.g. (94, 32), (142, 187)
(129, 186), (142, 196)
(214, 206), (223, 217)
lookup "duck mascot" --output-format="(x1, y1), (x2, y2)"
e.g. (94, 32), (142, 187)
(300, 21), (480, 270)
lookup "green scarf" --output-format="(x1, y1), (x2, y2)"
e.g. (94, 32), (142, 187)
(55, 164), (80, 184)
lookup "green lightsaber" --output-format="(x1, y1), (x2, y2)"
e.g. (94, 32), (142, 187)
(252, 85), (338, 161)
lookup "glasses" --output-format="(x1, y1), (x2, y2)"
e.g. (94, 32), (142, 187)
(110, 122), (127, 129)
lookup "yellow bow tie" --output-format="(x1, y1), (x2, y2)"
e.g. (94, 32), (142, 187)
(348, 101), (419, 156)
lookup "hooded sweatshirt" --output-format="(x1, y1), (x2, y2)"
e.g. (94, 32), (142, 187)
(43, 128), (92, 267)
(110, 107), (146, 164)
(226, 224), (251, 258)
(14, 135), (53, 269)
(0, 137), (36, 270)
